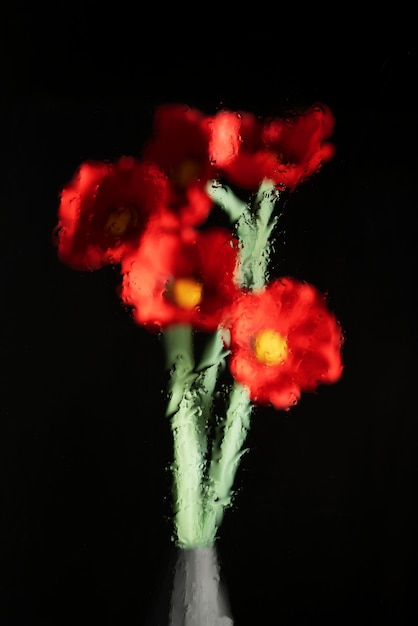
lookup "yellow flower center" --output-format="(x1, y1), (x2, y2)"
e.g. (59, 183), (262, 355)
(105, 207), (135, 238)
(170, 278), (203, 309)
(253, 329), (288, 365)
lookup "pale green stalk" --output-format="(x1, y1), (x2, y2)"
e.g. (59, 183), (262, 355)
(164, 179), (281, 547)
(205, 180), (247, 222)
(235, 179), (280, 289)
(198, 179), (281, 541)
(206, 178), (281, 289)
(194, 329), (229, 426)
(163, 325), (206, 547)
(163, 324), (196, 417)
(201, 382), (253, 542)
(170, 382), (206, 547)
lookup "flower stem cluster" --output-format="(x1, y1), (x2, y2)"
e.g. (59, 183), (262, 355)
(54, 102), (343, 548)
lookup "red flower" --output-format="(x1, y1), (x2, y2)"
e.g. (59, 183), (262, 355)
(223, 278), (343, 410)
(143, 103), (214, 188)
(155, 185), (214, 234)
(209, 104), (335, 191)
(120, 223), (240, 332)
(142, 103), (216, 225)
(54, 156), (167, 271)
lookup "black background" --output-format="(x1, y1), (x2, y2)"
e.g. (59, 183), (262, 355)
(1, 11), (417, 626)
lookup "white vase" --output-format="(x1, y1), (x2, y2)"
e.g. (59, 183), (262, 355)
(146, 543), (233, 625)
(169, 545), (233, 626)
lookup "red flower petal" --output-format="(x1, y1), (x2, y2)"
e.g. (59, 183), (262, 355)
(209, 104), (335, 191)
(143, 103), (215, 189)
(121, 223), (240, 331)
(160, 183), (214, 230)
(223, 278), (343, 410)
(55, 157), (167, 271)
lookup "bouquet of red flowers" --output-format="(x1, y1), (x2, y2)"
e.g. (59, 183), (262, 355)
(54, 102), (343, 624)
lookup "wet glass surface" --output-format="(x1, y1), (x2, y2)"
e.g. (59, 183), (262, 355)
(2, 31), (417, 626)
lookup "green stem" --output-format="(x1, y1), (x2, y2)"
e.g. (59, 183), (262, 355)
(201, 382), (253, 542)
(170, 384), (206, 547)
(236, 179), (280, 290)
(162, 178), (279, 546)
(207, 178), (281, 290)
(195, 329), (228, 427)
(206, 180), (247, 222)
(162, 325), (206, 548)
(163, 324), (196, 417)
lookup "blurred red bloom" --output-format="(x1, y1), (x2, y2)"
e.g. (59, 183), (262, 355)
(223, 278), (343, 410)
(143, 103), (214, 186)
(142, 103), (216, 223)
(120, 223), (239, 331)
(54, 156), (167, 271)
(209, 104), (335, 191)
(155, 184), (214, 234)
